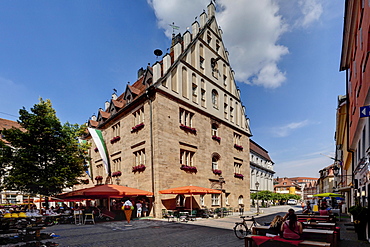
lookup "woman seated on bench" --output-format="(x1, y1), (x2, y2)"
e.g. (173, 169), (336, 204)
(267, 215), (284, 236)
(281, 213), (303, 239)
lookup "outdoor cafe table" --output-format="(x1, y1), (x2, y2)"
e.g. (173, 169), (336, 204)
(302, 222), (336, 230)
(296, 214), (335, 223)
(252, 226), (336, 246)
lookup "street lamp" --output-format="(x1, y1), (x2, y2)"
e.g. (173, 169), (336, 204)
(219, 176), (225, 217)
(255, 181), (260, 215)
(332, 165), (340, 176)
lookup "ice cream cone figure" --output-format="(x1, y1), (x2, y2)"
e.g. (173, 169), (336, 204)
(124, 209), (132, 223)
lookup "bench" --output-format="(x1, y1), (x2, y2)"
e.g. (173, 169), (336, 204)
(245, 235), (331, 247)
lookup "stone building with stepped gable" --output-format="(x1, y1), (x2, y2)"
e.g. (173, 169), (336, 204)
(83, 2), (252, 218)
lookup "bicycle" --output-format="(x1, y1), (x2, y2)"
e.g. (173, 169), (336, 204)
(233, 215), (260, 239)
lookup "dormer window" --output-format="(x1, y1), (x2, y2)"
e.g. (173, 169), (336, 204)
(207, 31), (212, 44)
(127, 95), (132, 104)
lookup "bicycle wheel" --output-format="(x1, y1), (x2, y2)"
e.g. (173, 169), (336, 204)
(233, 223), (248, 239)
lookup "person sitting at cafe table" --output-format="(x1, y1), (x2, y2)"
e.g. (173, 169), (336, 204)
(281, 213), (303, 239)
(319, 205), (332, 215)
(267, 215), (284, 236)
(283, 208), (295, 221)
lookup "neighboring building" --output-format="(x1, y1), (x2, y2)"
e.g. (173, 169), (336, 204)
(340, 0), (370, 227)
(290, 177), (318, 201)
(0, 118), (23, 204)
(83, 3), (252, 217)
(303, 181), (318, 203)
(274, 177), (302, 196)
(249, 140), (274, 192)
(317, 165), (335, 194)
(334, 95), (351, 213)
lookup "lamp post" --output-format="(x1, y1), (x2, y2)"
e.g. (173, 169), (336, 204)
(255, 181), (260, 216)
(219, 176), (225, 217)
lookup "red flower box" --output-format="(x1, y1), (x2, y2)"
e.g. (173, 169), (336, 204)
(212, 135), (221, 141)
(112, 171), (122, 177)
(234, 173), (244, 179)
(95, 176), (103, 181)
(110, 136), (121, 144)
(132, 164), (146, 173)
(180, 164), (197, 173)
(234, 144), (244, 151)
(180, 124), (197, 133)
(213, 169), (222, 175)
(94, 147), (99, 152)
(131, 123), (145, 132)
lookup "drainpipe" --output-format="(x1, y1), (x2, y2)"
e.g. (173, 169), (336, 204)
(146, 89), (156, 218)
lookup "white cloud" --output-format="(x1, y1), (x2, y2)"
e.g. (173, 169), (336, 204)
(148, 0), (289, 89)
(271, 120), (310, 137)
(296, 0), (323, 28)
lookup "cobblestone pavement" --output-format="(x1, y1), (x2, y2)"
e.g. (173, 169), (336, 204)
(38, 205), (370, 247)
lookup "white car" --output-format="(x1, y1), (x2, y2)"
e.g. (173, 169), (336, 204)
(287, 199), (297, 205)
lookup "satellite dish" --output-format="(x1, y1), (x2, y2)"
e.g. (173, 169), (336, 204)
(154, 49), (163, 57)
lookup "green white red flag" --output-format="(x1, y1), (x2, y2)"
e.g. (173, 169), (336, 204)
(88, 127), (110, 175)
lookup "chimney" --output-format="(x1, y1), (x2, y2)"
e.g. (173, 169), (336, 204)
(105, 101), (109, 111)
(112, 93), (117, 100)
(91, 115), (97, 121)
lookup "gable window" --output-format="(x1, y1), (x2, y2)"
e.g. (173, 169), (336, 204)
(216, 40), (220, 52)
(192, 73), (197, 103)
(212, 89), (219, 109)
(201, 79), (206, 107)
(200, 44), (204, 70)
(126, 95), (132, 104)
(182, 67), (188, 98)
(207, 31), (212, 44)
(171, 69), (178, 92)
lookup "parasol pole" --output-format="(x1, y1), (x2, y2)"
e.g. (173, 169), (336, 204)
(190, 194), (193, 216)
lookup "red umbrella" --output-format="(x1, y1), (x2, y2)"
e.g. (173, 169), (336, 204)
(159, 186), (221, 215)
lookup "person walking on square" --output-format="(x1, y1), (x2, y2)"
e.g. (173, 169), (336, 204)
(136, 200), (143, 218)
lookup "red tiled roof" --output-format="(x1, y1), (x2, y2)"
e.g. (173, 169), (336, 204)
(0, 118), (21, 130)
(99, 109), (110, 119)
(89, 120), (98, 128)
(112, 99), (124, 108)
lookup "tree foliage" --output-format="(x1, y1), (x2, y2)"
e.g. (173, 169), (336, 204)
(251, 190), (301, 203)
(1, 99), (88, 196)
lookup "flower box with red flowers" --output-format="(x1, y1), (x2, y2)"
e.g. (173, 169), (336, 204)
(82, 179), (89, 184)
(132, 164), (146, 173)
(180, 164), (197, 172)
(112, 171), (122, 177)
(234, 173), (244, 179)
(131, 123), (145, 132)
(234, 144), (244, 151)
(213, 169), (222, 175)
(212, 135), (221, 141)
(179, 124), (197, 133)
(110, 136), (121, 144)
(95, 176), (103, 181)
(94, 147), (99, 152)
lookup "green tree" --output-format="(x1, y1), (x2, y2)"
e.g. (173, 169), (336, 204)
(1, 99), (88, 197)
(0, 141), (12, 190)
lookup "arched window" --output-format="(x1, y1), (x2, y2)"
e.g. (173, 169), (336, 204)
(212, 153), (220, 170)
(212, 89), (218, 109)
(211, 123), (218, 137)
(238, 195), (244, 205)
(182, 67), (188, 98)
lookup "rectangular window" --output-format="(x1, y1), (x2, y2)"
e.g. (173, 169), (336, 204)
(133, 107), (144, 126)
(234, 132), (241, 145)
(134, 149), (146, 166)
(200, 195), (205, 206)
(234, 162), (242, 174)
(112, 157), (121, 172)
(211, 194), (220, 206)
(180, 149), (195, 166)
(179, 108), (194, 127)
(112, 122), (120, 138)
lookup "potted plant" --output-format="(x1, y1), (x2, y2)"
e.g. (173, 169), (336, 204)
(349, 205), (368, 240)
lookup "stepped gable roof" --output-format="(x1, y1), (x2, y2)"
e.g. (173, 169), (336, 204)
(250, 139), (272, 162)
(99, 109), (110, 119)
(112, 99), (124, 108)
(89, 120), (98, 128)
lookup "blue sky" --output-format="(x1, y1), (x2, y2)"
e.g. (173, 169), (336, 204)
(0, 0), (345, 178)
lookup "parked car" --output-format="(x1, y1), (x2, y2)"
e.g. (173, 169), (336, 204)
(287, 199), (297, 205)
